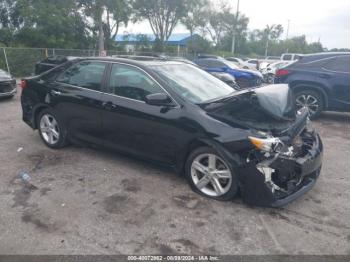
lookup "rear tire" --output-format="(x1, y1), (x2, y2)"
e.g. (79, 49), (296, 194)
(37, 109), (68, 149)
(295, 89), (324, 119)
(185, 146), (238, 201)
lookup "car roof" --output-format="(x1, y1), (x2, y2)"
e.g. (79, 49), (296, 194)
(294, 52), (350, 64)
(75, 56), (187, 67)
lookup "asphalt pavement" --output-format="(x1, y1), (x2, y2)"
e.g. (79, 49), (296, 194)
(0, 91), (350, 255)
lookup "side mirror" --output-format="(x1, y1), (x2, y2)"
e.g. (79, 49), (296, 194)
(145, 93), (172, 106)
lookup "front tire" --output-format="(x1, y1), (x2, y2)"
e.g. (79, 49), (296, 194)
(37, 109), (68, 149)
(295, 89), (324, 119)
(185, 147), (238, 201)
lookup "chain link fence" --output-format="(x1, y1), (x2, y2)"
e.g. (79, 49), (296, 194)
(0, 47), (191, 77)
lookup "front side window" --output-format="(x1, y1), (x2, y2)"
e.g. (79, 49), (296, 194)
(56, 61), (107, 91)
(150, 64), (233, 103)
(108, 64), (165, 101)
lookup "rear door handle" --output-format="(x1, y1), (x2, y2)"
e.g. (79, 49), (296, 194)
(50, 90), (61, 96)
(102, 101), (117, 110)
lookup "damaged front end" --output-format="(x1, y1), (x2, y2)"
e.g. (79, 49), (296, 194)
(239, 114), (323, 207)
(201, 84), (323, 207)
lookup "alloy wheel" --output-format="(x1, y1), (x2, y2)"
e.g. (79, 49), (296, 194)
(190, 153), (232, 197)
(39, 114), (60, 145)
(296, 94), (319, 116)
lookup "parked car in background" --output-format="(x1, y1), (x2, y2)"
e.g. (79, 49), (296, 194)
(0, 69), (16, 98)
(226, 57), (257, 70)
(194, 58), (263, 88)
(275, 52), (350, 118)
(261, 61), (293, 83)
(197, 54), (222, 59)
(245, 59), (259, 69)
(208, 72), (240, 89)
(20, 57), (323, 207)
(280, 53), (303, 61)
(35, 55), (78, 75)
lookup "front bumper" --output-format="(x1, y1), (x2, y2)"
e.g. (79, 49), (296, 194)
(237, 133), (323, 207)
(0, 87), (17, 97)
(0, 80), (17, 97)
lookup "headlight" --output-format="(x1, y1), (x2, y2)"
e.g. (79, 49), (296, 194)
(248, 136), (283, 152)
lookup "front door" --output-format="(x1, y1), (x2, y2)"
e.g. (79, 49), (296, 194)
(100, 63), (181, 164)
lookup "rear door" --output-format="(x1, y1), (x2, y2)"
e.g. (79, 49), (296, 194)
(323, 56), (350, 110)
(49, 60), (108, 145)
(100, 63), (181, 163)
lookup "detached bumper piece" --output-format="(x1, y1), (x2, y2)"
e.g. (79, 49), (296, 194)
(238, 133), (323, 207)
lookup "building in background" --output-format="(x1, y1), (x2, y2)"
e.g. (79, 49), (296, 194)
(115, 33), (202, 55)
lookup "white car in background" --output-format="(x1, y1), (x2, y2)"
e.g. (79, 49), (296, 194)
(280, 53), (303, 61)
(261, 61), (293, 83)
(226, 57), (258, 70)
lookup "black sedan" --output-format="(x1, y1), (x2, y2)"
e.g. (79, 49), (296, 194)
(0, 69), (16, 98)
(21, 58), (323, 207)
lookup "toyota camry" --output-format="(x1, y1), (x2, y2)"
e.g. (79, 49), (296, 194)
(21, 57), (323, 207)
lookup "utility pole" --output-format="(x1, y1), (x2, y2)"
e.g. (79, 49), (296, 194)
(285, 19), (290, 53)
(98, 5), (105, 56)
(286, 19), (290, 40)
(231, 0), (240, 54)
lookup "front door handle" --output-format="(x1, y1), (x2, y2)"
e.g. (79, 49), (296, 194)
(50, 90), (61, 96)
(102, 101), (117, 110)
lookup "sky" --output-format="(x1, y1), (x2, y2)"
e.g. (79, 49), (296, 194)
(119, 0), (350, 49)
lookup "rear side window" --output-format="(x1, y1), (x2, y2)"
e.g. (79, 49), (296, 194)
(108, 64), (165, 102)
(282, 55), (292, 61)
(56, 61), (107, 91)
(228, 58), (238, 62)
(248, 60), (258, 65)
(207, 60), (225, 68)
(324, 56), (350, 73)
(196, 60), (210, 68)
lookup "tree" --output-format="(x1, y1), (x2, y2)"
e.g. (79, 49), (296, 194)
(104, 0), (131, 48)
(0, 0), (91, 48)
(201, 1), (248, 51)
(133, 0), (192, 51)
(259, 24), (284, 56)
(78, 0), (132, 52)
(181, 0), (207, 37)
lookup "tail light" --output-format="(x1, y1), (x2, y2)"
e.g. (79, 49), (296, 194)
(20, 79), (27, 90)
(276, 69), (290, 77)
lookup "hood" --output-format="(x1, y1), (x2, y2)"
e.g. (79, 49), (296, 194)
(200, 84), (301, 135)
(0, 69), (12, 81)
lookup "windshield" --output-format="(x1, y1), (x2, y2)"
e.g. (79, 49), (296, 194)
(150, 64), (234, 103)
(223, 60), (239, 69)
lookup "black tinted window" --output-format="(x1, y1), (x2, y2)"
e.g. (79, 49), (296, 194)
(196, 60), (210, 67)
(207, 60), (225, 68)
(248, 60), (258, 65)
(282, 55), (292, 61)
(108, 64), (165, 101)
(325, 56), (350, 73)
(56, 61), (107, 91)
